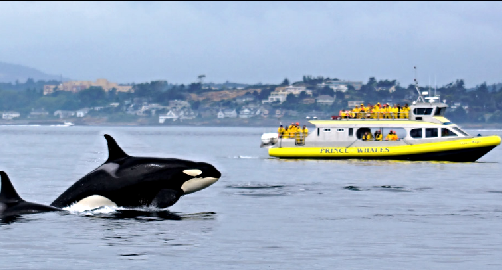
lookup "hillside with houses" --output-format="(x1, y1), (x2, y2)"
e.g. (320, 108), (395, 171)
(1, 74), (502, 126)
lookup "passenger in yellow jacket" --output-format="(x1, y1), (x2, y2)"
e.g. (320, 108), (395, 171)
(288, 124), (297, 139)
(301, 125), (309, 137)
(374, 130), (383, 141)
(282, 127), (289, 138)
(278, 125), (286, 138)
(359, 104), (366, 118)
(362, 132), (373, 141)
(372, 103), (380, 119)
(401, 104), (410, 118)
(384, 105), (392, 119)
(391, 105), (399, 119)
(352, 106), (361, 119)
(385, 131), (393, 141)
(385, 131), (399, 141)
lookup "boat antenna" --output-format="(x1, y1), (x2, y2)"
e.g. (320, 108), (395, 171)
(434, 74), (437, 97)
(414, 66), (425, 102)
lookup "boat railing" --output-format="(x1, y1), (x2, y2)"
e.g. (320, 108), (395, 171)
(278, 133), (308, 146)
(336, 112), (409, 120)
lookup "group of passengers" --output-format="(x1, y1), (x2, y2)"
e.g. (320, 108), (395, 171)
(362, 130), (399, 141)
(277, 122), (309, 139)
(339, 103), (410, 119)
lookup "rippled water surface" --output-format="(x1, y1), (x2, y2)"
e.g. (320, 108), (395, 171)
(1, 126), (502, 269)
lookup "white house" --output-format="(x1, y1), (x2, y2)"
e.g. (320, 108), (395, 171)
(262, 91), (288, 104)
(239, 108), (254, 118)
(318, 80), (363, 91)
(29, 108), (48, 118)
(222, 109), (237, 118)
(217, 110), (225, 119)
(76, 108), (91, 117)
(54, 110), (75, 119)
(2, 111), (20, 119)
(347, 101), (364, 107)
(316, 95), (335, 106)
(262, 85), (313, 104)
(169, 100), (190, 110)
(159, 110), (179, 123)
(236, 94), (255, 104)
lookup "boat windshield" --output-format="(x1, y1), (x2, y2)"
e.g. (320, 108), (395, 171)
(413, 108), (433, 115)
(434, 107), (446, 116)
(441, 128), (458, 137)
(452, 127), (470, 136)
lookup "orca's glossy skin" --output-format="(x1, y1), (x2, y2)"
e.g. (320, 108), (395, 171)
(0, 171), (60, 218)
(51, 134), (221, 209)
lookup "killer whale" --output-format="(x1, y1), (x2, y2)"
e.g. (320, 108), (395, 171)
(0, 171), (60, 218)
(50, 134), (221, 209)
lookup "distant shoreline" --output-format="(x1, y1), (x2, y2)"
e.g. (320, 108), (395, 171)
(1, 119), (502, 129)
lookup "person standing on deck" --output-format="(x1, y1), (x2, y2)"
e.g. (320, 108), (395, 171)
(302, 125), (309, 137)
(372, 103), (381, 119)
(352, 105), (361, 119)
(402, 104), (410, 118)
(278, 125), (286, 138)
(359, 103), (366, 119)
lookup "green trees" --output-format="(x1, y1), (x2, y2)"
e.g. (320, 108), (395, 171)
(280, 78), (290, 86)
(78, 87), (106, 107)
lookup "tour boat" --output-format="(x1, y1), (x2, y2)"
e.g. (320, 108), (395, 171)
(260, 85), (500, 162)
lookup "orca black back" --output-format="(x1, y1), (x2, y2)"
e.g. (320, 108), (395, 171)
(0, 171), (60, 218)
(50, 134), (221, 209)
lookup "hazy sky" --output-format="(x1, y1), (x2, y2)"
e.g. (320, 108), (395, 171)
(1, 1), (501, 87)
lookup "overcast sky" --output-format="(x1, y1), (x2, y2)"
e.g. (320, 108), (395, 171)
(1, 1), (501, 87)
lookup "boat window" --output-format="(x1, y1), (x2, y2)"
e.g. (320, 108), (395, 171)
(453, 127), (469, 136)
(413, 108), (433, 115)
(434, 107), (445, 116)
(348, 128), (353, 136)
(425, 128), (438, 138)
(356, 127), (371, 139)
(410, 128), (422, 139)
(324, 128), (331, 132)
(337, 128), (344, 132)
(317, 128), (320, 136)
(441, 128), (457, 137)
(381, 128), (406, 141)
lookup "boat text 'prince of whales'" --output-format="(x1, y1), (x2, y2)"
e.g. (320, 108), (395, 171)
(50, 134), (221, 209)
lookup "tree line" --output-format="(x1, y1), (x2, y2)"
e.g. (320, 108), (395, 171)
(0, 77), (501, 123)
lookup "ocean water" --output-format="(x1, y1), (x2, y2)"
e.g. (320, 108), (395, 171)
(0, 125), (502, 269)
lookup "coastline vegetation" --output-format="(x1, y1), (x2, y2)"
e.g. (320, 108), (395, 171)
(0, 76), (501, 125)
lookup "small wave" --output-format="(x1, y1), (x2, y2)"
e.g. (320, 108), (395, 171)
(375, 185), (411, 192)
(64, 204), (121, 215)
(230, 156), (259, 159)
(62, 205), (215, 221)
(226, 184), (286, 190)
(238, 193), (288, 197)
(0, 124), (41, 127)
(343, 185), (364, 191)
(226, 183), (289, 197)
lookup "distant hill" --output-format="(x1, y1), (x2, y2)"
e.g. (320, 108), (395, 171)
(0, 61), (67, 83)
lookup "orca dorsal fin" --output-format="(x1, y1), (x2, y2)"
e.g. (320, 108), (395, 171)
(104, 134), (129, 162)
(0, 171), (23, 203)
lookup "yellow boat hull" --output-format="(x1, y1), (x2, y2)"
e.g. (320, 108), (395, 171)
(269, 135), (501, 162)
